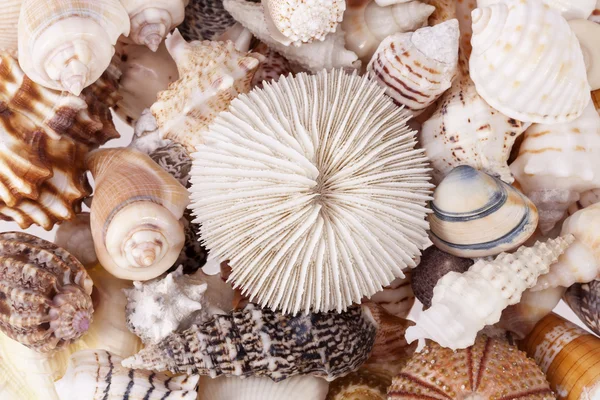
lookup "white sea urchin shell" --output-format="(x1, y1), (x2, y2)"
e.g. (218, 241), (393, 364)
(189, 69), (433, 314)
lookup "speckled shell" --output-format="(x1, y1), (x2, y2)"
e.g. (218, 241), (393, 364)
(405, 235), (574, 350)
(0, 0), (20, 56)
(326, 368), (390, 400)
(429, 165), (538, 258)
(54, 213), (97, 267)
(367, 20), (459, 115)
(0, 232), (93, 353)
(469, 0), (590, 124)
(150, 30), (260, 153)
(122, 304), (377, 381)
(521, 313), (600, 400)
(179, 0), (236, 41)
(55, 349), (199, 400)
(390, 335), (554, 399)
(251, 42), (296, 89)
(198, 375), (329, 400)
(367, 273), (415, 319)
(510, 102), (600, 234)
(564, 280), (600, 336)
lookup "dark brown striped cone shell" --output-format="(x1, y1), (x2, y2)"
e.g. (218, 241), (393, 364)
(564, 280), (600, 336)
(0, 232), (94, 352)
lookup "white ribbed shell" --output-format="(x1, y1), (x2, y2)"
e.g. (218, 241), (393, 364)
(197, 376), (328, 400)
(189, 69), (433, 314)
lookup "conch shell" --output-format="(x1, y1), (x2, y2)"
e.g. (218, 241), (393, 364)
(0, 0), (20, 56)
(87, 147), (188, 281)
(54, 213), (97, 267)
(569, 19), (600, 90)
(367, 19), (458, 115)
(18, 0), (130, 95)
(469, 0), (590, 123)
(510, 102), (600, 234)
(405, 235), (574, 350)
(150, 29), (260, 153)
(120, 0), (188, 51)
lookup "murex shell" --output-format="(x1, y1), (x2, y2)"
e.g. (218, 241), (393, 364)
(178, 0), (236, 41)
(151, 29), (260, 153)
(122, 303), (377, 381)
(55, 349), (199, 400)
(469, 0), (590, 124)
(189, 69), (433, 314)
(389, 335), (554, 399)
(428, 165), (538, 258)
(0, 232), (93, 353)
(564, 280), (600, 336)
(405, 235), (573, 350)
(198, 375), (329, 400)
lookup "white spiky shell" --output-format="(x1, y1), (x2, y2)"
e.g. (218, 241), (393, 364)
(54, 213), (97, 267)
(189, 69), (433, 314)
(223, 0), (359, 72)
(569, 19), (600, 91)
(510, 102), (600, 234)
(367, 19), (459, 115)
(55, 349), (199, 400)
(150, 30), (260, 153)
(469, 0), (590, 124)
(197, 375), (328, 400)
(405, 235), (574, 350)
(18, 0), (130, 95)
(0, 0), (20, 56)
(341, 0), (435, 65)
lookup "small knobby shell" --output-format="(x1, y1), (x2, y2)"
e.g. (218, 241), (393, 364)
(564, 280), (600, 336)
(428, 165), (538, 258)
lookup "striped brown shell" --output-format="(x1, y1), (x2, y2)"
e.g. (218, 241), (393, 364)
(0, 232), (93, 352)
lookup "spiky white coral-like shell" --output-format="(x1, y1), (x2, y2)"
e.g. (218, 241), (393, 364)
(189, 69), (433, 314)
(510, 102), (600, 234)
(150, 30), (259, 153)
(405, 235), (574, 350)
(224, 0), (359, 72)
(0, 0), (20, 56)
(469, 0), (590, 124)
(55, 349), (198, 400)
(198, 375), (328, 400)
(569, 19), (600, 91)
(367, 19), (458, 115)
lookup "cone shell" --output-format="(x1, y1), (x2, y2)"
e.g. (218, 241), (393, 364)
(87, 147), (188, 281)
(198, 375), (329, 400)
(326, 368), (390, 400)
(390, 335), (554, 399)
(367, 273), (415, 319)
(54, 213), (97, 267)
(564, 280), (600, 336)
(521, 313), (600, 400)
(0, 232), (93, 352)
(470, 0), (590, 124)
(569, 19), (600, 91)
(367, 20), (459, 115)
(429, 165), (538, 258)
(405, 235), (574, 350)
(150, 30), (259, 153)
(0, 0), (20, 56)
(122, 304), (377, 381)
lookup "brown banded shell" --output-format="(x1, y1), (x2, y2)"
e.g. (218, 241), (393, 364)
(0, 232), (93, 353)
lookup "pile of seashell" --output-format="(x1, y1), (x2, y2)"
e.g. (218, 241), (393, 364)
(1, 0), (600, 398)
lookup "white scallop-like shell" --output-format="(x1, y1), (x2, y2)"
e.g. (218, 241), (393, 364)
(367, 19), (459, 115)
(405, 235), (574, 350)
(197, 375), (329, 400)
(54, 213), (97, 267)
(223, 0), (359, 72)
(0, 0), (20, 56)
(510, 102), (600, 234)
(469, 0), (590, 124)
(569, 19), (600, 91)
(189, 69), (433, 314)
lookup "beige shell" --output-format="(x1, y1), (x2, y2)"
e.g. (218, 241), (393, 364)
(341, 0), (435, 65)
(198, 375), (329, 400)
(544, 0), (596, 19)
(569, 19), (600, 91)
(0, 0), (20, 56)
(223, 0), (359, 72)
(18, 0), (130, 95)
(54, 213), (97, 267)
(469, 0), (590, 124)
(87, 148), (188, 281)
(405, 235), (574, 350)
(510, 102), (600, 234)
(150, 29), (260, 153)
(592, 0), (600, 22)
(120, 0), (188, 51)
(367, 19), (458, 115)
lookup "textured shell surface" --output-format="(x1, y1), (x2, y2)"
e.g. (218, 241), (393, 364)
(342, 0), (435, 66)
(0, 232), (93, 353)
(325, 367), (390, 400)
(469, 0), (590, 124)
(428, 165), (538, 258)
(251, 42), (296, 89)
(179, 0), (236, 41)
(18, 0), (130, 95)
(367, 272), (414, 319)
(87, 147), (188, 281)
(510, 102), (600, 234)
(122, 303), (377, 381)
(150, 30), (260, 153)
(405, 235), (574, 350)
(189, 69), (433, 314)
(569, 19), (600, 91)
(0, 0), (20, 56)
(198, 375), (329, 400)
(564, 280), (600, 336)
(55, 349), (199, 400)
(367, 19), (459, 115)
(390, 335), (555, 399)
(521, 313), (600, 400)
(224, 0), (360, 72)
(54, 213), (97, 267)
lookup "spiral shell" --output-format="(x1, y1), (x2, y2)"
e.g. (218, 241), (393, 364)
(87, 147), (188, 281)
(0, 232), (93, 353)
(0, 0), (20, 56)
